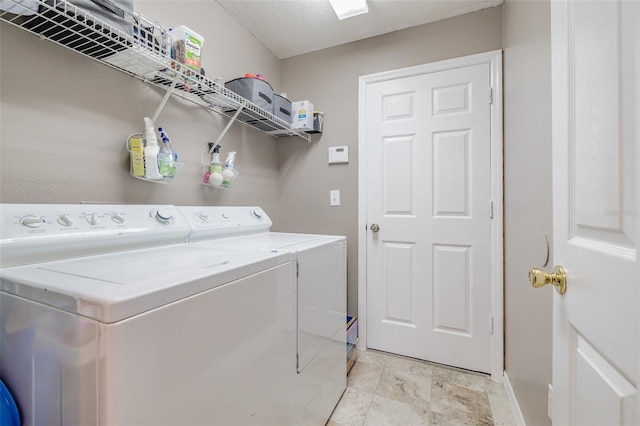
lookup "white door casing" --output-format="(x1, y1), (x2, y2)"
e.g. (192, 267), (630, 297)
(551, 1), (639, 424)
(358, 51), (503, 379)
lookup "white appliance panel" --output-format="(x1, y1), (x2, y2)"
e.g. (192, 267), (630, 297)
(1, 293), (100, 426)
(296, 241), (347, 373)
(0, 204), (190, 267)
(1, 245), (292, 323)
(100, 262), (297, 425)
(177, 206), (347, 426)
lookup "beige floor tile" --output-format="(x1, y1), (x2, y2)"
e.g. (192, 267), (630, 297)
(431, 366), (488, 393)
(430, 382), (493, 425)
(487, 392), (517, 426)
(363, 395), (429, 426)
(331, 350), (517, 426)
(329, 387), (374, 426)
(362, 350), (434, 377)
(347, 359), (384, 394)
(375, 369), (432, 415)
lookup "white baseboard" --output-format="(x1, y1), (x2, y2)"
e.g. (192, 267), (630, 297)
(503, 371), (526, 426)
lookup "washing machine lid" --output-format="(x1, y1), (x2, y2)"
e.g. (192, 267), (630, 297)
(0, 244), (293, 323)
(197, 232), (345, 253)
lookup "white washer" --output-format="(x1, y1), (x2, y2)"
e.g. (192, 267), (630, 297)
(178, 206), (347, 425)
(0, 204), (297, 425)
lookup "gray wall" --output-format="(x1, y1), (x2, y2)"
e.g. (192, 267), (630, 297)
(279, 6), (504, 317)
(0, 1), (286, 223)
(503, 1), (553, 425)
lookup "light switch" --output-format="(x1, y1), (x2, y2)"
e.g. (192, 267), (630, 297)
(330, 190), (340, 206)
(328, 146), (349, 164)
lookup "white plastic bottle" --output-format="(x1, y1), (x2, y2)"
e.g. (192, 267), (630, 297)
(143, 117), (163, 180)
(208, 144), (223, 187)
(222, 151), (237, 186)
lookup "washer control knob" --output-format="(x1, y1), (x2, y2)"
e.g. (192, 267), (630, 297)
(155, 209), (173, 224)
(20, 215), (44, 228)
(222, 213), (229, 219)
(86, 213), (99, 226)
(251, 209), (263, 219)
(111, 214), (125, 224)
(198, 214), (208, 222)
(57, 215), (73, 227)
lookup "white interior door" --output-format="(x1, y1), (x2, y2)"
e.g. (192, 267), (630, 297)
(364, 59), (494, 373)
(551, 0), (639, 424)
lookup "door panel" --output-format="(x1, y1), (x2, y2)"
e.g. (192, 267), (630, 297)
(382, 242), (415, 324)
(433, 130), (470, 216)
(551, 0), (639, 423)
(433, 244), (470, 335)
(382, 135), (415, 215)
(366, 62), (493, 373)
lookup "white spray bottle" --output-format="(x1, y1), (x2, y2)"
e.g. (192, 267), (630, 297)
(143, 117), (163, 180)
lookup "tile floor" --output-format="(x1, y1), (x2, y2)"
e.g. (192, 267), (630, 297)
(328, 349), (516, 426)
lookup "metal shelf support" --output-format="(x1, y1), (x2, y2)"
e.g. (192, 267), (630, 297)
(210, 106), (245, 153)
(151, 76), (179, 123)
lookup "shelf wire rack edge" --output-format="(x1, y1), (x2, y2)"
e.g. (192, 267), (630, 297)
(0, 0), (311, 142)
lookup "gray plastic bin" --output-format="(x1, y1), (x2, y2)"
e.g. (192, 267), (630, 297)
(273, 94), (292, 124)
(225, 77), (273, 114)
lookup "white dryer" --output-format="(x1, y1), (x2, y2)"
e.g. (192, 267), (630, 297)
(178, 206), (347, 425)
(0, 204), (297, 425)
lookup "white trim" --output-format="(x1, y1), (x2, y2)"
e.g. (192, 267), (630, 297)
(503, 371), (526, 426)
(357, 50), (504, 380)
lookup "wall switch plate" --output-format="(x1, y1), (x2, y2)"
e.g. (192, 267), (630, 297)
(328, 146), (349, 164)
(330, 190), (340, 206)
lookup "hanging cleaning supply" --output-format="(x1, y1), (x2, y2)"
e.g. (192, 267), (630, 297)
(158, 128), (177, 178)
(143, 117), (163, 180)
(208, 144), (223, 187)
(224, 151), (236, 170)
(129, 135), (145, 177)
(158, 137), (175, 178)
(222, 151), (237, 186)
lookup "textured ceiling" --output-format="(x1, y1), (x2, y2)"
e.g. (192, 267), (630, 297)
(216, 0), (503, 59)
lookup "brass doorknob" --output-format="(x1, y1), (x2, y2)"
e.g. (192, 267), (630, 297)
(529, 265), (567, 294)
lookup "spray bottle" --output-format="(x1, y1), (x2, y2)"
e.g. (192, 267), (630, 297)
(157, 127), (176, 178)
(222, 151), (237, 186)
(143, 117), (163, 180)
(208, 143), (223, 186)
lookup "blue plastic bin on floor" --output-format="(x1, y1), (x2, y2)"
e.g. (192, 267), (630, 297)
(0, 380), (20, 426)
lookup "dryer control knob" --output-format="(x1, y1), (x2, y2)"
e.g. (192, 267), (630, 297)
(57, 215), (73, 227)
(86, 213), (99, 226)
(20, 215), (44, 228)
(111, 214), (125, 224)
(155, 209), (173, 224)
(198, 214), (208, 222)
(251, 209), (263, 219)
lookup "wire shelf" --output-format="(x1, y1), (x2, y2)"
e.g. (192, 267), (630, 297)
(0, 0), (310, 141)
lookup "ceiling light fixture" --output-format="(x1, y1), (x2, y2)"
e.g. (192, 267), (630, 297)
(328, 0), (369, 20)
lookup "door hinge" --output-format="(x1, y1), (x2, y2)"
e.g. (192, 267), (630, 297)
(490, 314), (494, 335)
(296, 262), (299, 277)
(488, 88), (493, 104)
(489, 201), (494, 219)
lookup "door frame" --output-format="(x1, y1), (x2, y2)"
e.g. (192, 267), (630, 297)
(357, 50), (504, 380)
